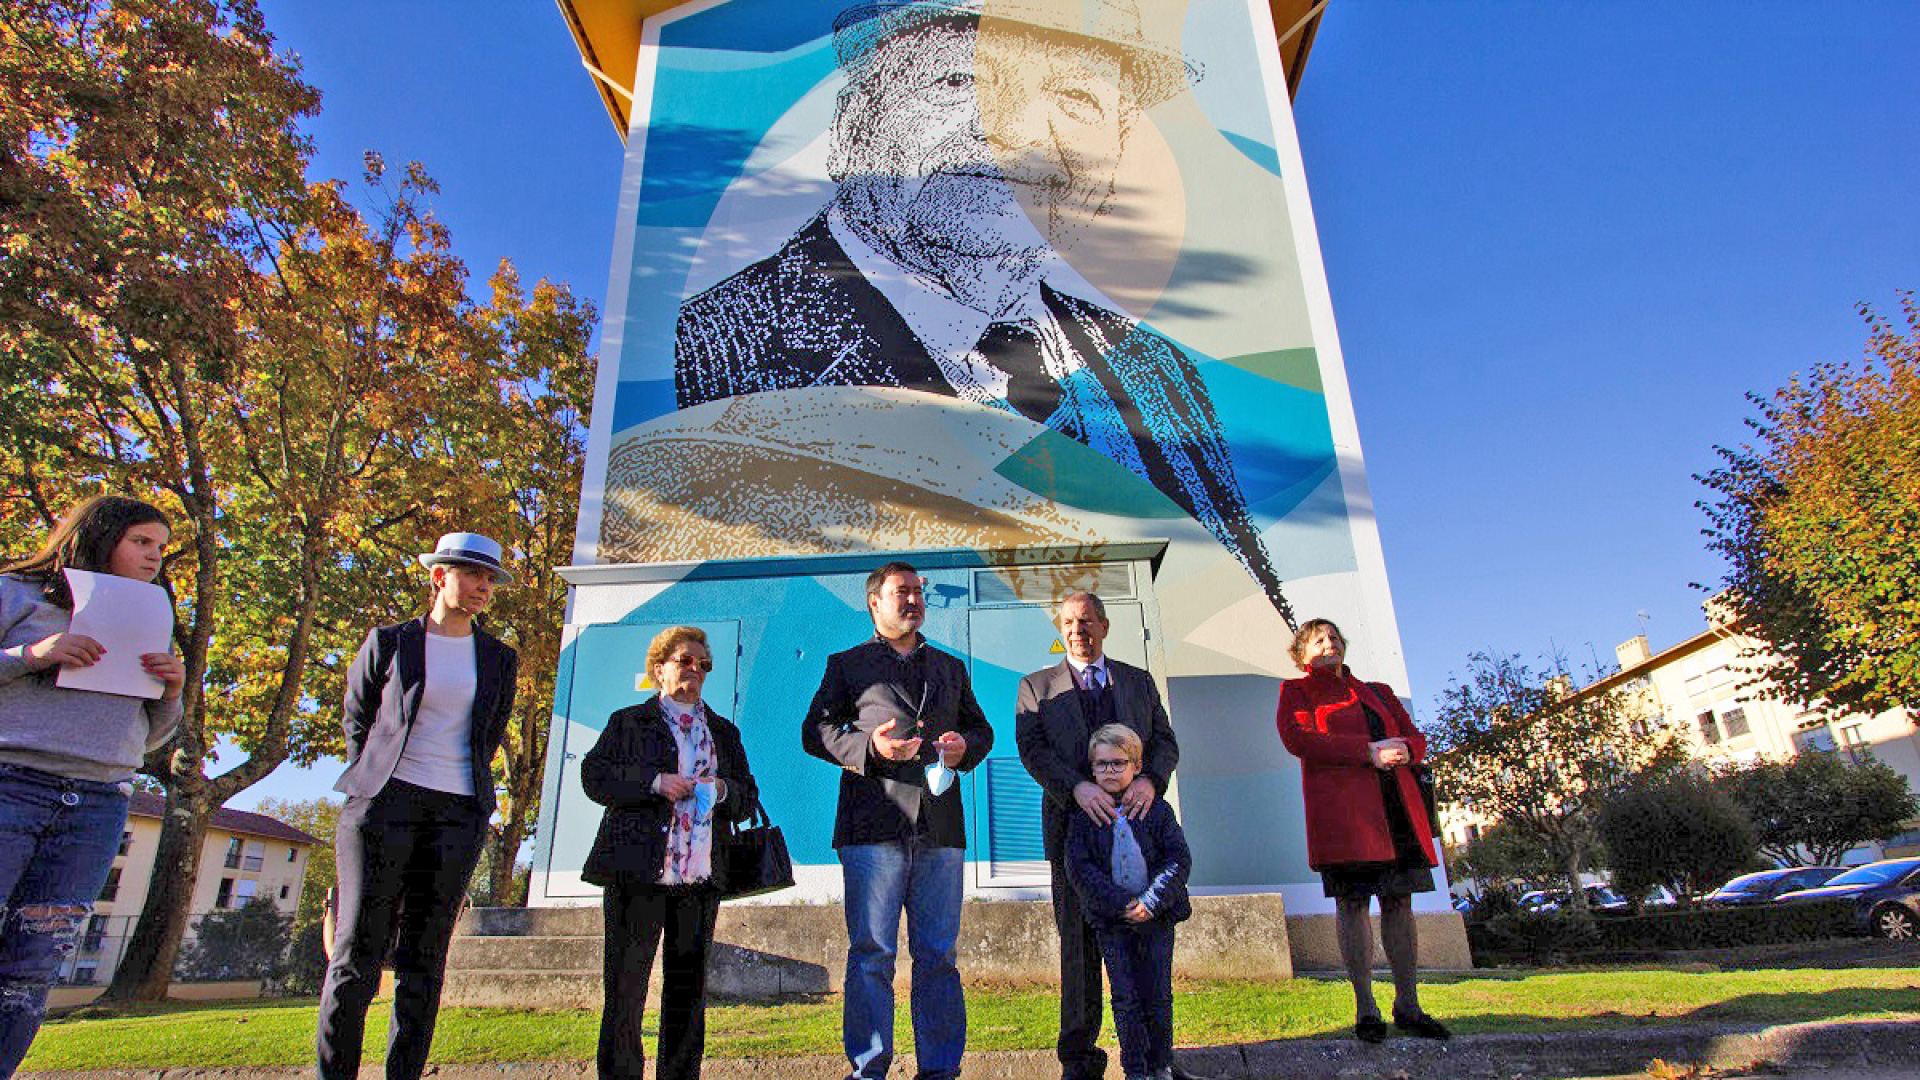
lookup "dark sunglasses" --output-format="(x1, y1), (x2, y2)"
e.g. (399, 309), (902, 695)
(668, 654), (713, 672)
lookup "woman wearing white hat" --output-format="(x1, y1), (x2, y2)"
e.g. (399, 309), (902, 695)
(315, 533), (519, 1080)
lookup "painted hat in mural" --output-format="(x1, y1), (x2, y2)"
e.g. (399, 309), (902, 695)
(832, 0), (1202, 108)
(417, 532), (516, 585)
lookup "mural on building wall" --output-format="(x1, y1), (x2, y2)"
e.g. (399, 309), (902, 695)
(585, 0), (1370, 668)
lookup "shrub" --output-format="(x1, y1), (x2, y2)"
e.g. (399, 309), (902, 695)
(1467, 898), (1859, 965)
(173, 898), (292, 983)
(1598, 772), (1757, 904)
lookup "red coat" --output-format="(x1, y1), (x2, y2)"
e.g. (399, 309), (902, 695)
(1275, 667), (1437, 871)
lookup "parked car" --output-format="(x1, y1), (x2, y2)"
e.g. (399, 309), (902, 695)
(1517, 889), (1559, 913)
(1775, 856), (1920, 940)
(1704, 866), (1848, 908)
(1515, 884), (1631, 914)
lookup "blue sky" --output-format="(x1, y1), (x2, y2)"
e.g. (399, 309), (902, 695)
(231, 0), (1919, 808)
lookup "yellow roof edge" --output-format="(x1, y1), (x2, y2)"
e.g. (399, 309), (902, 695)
(556, 0), (1331, 143)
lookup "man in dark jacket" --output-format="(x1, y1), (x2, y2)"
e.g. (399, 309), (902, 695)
(802, 561), (993, 1080)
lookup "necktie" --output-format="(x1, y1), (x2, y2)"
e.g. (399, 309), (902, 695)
(976, 320), (1062, 422)
(1110, 816), (1148, 895)
(1082, 665), (1104, 693)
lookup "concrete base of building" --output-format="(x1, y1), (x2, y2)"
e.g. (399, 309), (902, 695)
(442, 894), (1298, 1009)
(1284, 911), (1473, 972)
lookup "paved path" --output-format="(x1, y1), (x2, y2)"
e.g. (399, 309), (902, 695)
(22, 1017), (1920, 1080)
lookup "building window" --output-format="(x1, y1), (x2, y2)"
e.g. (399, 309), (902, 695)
(287, 847), (298, 863)
(1837, 723), (1867, 762)
(224, 836), (242, 869)
(99, 867), (121, 903)
(1793, 726), (1837, 753)
(1697, 711), (1721, 745)
(241, 840), (265, 872)
(279, 884), (291, 900)
(118, 831), (132, 857)
(215, 877), (234, 909)
(233, 879), (258, 905)
(1720, 707), (1751, 739)
(81, 914), (108, 953)
(71, 964), (98, 986)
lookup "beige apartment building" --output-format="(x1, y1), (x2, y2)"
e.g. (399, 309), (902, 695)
(64, 793), (321, 988)
(1438, 597), (1920, 868)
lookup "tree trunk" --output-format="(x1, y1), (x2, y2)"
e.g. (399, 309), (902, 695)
(1562, 851), (1590, 915)
(101, 785), (211, 1002)
(487, 700), (546, 907)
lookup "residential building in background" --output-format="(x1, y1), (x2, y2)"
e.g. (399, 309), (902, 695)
(1438, 596), (1920, 868)
(64, 793), (320, 989)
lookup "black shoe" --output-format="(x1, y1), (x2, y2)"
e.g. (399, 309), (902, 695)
(1392, 1010), (1451, 1040)
(1355, 1014), (1388, 1043)
(1169, 1066), (1217, 1080)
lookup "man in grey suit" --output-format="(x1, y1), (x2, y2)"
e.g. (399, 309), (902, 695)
(1016, 591), (1194, 1080)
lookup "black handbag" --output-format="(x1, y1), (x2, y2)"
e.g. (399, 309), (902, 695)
(1361, 701), (1442, 832)
(721, 802), (794, 901)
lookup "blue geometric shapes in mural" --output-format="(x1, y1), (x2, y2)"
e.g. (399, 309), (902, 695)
(1219, 129), (1283, 177)
(994, 428), (1187, 519)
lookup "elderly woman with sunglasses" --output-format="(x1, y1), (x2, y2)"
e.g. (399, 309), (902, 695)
(580, 625), (759, 1080)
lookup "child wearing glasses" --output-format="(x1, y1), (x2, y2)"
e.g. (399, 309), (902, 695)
(1065, 724), (1193, 1080)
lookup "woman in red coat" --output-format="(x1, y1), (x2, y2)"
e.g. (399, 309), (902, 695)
(1275, 618), (1449, 1044)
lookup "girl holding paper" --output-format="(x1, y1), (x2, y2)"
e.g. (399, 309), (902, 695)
(0, 494), (184, 1073)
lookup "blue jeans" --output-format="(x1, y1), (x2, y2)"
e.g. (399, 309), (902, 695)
(1097, 922), (1175, 1078)
(838, 839), (965, 1080)
(0, 764), (129, 1078)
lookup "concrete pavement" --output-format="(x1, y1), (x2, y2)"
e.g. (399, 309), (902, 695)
(22, 1016), (1920, 1080)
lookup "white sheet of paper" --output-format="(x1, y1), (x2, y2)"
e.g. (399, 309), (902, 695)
(55, 568), (174, 700)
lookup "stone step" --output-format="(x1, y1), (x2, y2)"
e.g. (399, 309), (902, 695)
(458, 905), (603, 937)
(441, 941), (830, 1007)
(447, 934), (602, 972)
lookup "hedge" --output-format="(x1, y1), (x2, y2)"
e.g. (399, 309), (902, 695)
(1467, 899), (1859, 965)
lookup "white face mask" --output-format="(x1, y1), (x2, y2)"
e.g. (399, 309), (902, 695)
(925, 759), (957, 796)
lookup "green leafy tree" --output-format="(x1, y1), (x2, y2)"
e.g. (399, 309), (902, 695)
(1425, 652), (1691, 913)
(173, 896), (291, 982)
(1716, 751), (1918, 866)
(1597, 772), (1758, 907)
(1699, 295), (1920, 715)
(1448, 822), (1565, 890)
(253, 797), (340, 993)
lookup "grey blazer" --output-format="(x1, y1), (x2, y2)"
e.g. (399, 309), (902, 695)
(1014, 657), (1178, 862)
(333, 618), (518, 814)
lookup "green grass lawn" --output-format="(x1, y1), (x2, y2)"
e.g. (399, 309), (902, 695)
(26, 968), (1920, 1072)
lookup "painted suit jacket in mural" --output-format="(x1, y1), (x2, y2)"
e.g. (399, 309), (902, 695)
(673, 212), (1288, 612)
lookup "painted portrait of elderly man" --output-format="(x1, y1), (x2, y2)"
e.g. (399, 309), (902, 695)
(673, 0), (1290, 616)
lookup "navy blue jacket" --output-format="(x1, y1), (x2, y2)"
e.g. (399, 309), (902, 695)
(1065, 798), (1192, 931)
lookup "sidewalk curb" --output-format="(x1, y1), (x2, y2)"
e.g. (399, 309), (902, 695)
(23, 1017), (1920, 1080)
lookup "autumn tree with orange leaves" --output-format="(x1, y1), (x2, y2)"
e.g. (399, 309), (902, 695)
(1, 0), (593, 999)
(1699, 294), (1920, 717)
